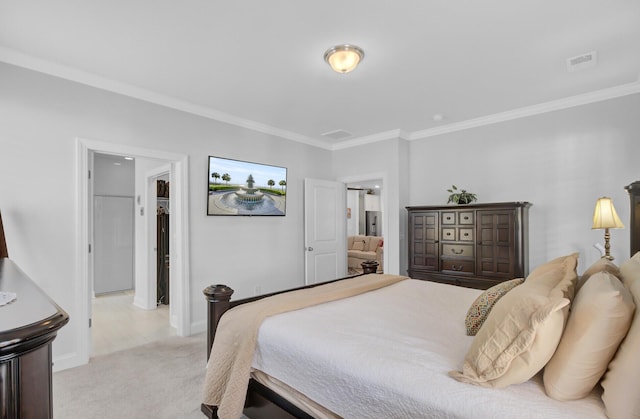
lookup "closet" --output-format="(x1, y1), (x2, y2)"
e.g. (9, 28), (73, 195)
(157, 179), (170, 305)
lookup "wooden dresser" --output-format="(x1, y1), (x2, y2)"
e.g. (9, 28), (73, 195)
(407, 202), (531, 290)
(626, 181), (640, 257)
(0, 259), (69, 418)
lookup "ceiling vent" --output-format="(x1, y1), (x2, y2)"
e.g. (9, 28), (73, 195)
(566, 51), (597, 72)
(321, 129), (353, 141)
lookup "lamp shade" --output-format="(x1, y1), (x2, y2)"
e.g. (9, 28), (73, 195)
(592, 197), (624, 229)
(324, 44), (364, 74)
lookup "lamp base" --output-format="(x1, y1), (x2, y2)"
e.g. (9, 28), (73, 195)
(603, 228), (614, 261)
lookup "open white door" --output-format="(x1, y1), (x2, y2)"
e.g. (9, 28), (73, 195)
(304, 178), (347, 285)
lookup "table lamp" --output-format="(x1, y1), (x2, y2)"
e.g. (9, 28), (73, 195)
(592, 197), (624, 260)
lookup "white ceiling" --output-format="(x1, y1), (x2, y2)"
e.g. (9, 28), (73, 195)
(1, 1), (639, 150)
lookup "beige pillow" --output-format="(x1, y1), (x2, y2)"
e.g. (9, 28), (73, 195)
(620, 251), (640, 288)
(524, 253), (578, 303)
(352, 240), (366, 251)
(528, 253), (578, 281)
(464, 278), (525, 336)
(549, 260), (579, 302)
(576, 258), (620, 291)
(526, 253), (579, 292)
(450, 281), (569, 388)
(543, 272), (635, 401)
(367, 237), (382, 252)
(601, 275), (640, 419)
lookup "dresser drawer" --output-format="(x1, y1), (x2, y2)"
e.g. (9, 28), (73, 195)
(441, 259), (475, 274)
(442, 228), (474, 241)
(441, 228), (456, 241)
(459, 211), (474, 224)
(459, 228), (474, 241)
(441, 212), (456, 225)
(442, 243), (474, 257)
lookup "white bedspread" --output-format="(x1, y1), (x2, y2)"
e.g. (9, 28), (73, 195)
(252, 279), (606, 419)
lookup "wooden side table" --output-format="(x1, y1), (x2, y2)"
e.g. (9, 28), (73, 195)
(0, 259), (69, 418)
(361, 261), (379, 274)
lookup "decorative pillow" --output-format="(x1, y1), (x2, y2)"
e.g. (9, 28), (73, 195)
(620, 251), (640, 288)
(352, 240), (366, 251)
(600, 274), (640, 419)
(450, 281), (569, 388)
(576, 258), (620, 292)
(543, 272), (635, 401)
(464, 278), (524, 336)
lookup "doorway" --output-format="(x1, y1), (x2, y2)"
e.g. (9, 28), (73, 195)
(75, 138), (190, 368)
(340, 173), (387, 275)
(90, 154), (177, 357)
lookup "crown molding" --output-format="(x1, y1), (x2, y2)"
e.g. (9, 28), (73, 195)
(409, 81), (640, 141)
(2, 46), (639, 151)
(0, 46), (331, 150)
(331, 129), (410, 151)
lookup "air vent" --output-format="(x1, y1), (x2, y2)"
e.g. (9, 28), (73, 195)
(566, 51), (597, 72)
(321, 129), (353, 141)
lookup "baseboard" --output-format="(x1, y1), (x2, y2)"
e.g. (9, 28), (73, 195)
(53, 351), (87, 372)
(133, 295), (156, 310)
(190, 319), (207, 335)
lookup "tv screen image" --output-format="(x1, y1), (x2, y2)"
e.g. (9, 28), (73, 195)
(207, 156), (287, 216)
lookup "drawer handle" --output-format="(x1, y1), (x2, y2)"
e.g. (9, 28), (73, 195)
(446, 232), (452, 236)
(451, 265), (463, 271)
(463, 233), (469, 237)
(446, 216), (452, 220)
(463, 216), (469, 220)
(451, 248), (464, 255)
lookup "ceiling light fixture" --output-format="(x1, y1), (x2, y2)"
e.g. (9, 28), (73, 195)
(324, 44), (364, 74)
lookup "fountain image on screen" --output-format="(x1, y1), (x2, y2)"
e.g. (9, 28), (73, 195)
(207, 156), (287, 216)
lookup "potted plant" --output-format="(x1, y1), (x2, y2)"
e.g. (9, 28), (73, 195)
(447, 185), (477, 205)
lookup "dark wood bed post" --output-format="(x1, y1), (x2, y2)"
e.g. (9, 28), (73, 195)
(202, 284), (234, 360)
(201, 276), (357, 418)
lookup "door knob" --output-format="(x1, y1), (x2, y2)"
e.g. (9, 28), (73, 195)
(306, 246), (314, 251)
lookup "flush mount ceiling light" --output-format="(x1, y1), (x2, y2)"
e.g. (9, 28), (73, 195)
(324, 44), (364, 74)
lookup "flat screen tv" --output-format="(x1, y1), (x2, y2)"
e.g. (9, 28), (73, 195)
(207, 156), (287, 216)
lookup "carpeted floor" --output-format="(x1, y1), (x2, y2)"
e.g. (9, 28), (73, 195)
(54, 333), (208, 419)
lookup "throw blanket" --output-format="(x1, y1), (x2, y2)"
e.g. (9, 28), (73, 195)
(202, 273), (408, 419)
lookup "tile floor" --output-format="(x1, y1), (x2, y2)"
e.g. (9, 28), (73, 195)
(91, 290), (176, 357)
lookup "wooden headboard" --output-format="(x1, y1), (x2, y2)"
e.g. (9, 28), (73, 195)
(0, 211), (8, 258)
(626, 181), (640, 256)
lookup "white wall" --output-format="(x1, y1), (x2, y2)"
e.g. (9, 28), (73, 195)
(0, 62), (332, 367)
(333, 138), (410, 275)
(332, 94), (640, 277)
(2, 59), (638, 369)
(408, 93), (640, 273)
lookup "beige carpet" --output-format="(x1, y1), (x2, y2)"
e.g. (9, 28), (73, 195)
(54, 333), (208, 419)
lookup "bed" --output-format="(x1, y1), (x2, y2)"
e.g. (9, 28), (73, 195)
(201, 253), (640, 419)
